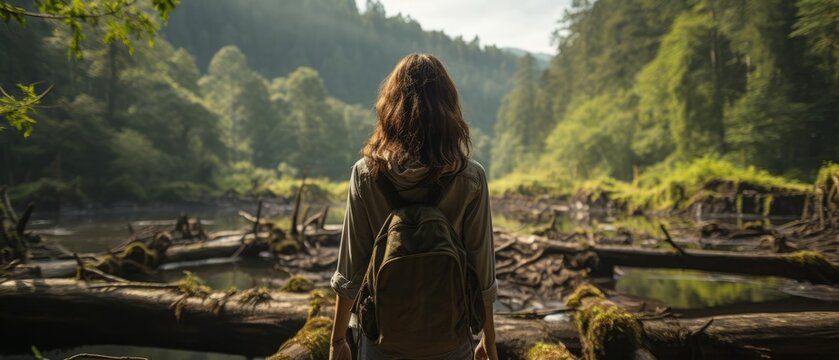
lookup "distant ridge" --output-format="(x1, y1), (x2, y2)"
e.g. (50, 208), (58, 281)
(502, 47), (552, 69)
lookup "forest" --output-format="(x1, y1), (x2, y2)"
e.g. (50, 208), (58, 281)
(1, 0), (517, 206)
(492, 0), (839, 185)
(1, 0), (839, 360)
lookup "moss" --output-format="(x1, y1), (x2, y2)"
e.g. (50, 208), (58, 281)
(273, 238), (301, 255)
(762, 194), (774, 217)
(282, 275), (314, 293)
(565, 283), (605, 308)
(784, 250), (833, 268)
(527, 342), (577, 360)
(491, 157), (810, 215)
(575, 300), (643, 360)
(815, 163), (839, 211)
(177, 270), (211, 296)
(308, 288), (334, 319)
(121, 242), (157, 267)
(270, 316), (333, 360)
(238, 286), (272, 305)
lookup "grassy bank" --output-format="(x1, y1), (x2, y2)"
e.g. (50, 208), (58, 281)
(491, 157), (814, 214)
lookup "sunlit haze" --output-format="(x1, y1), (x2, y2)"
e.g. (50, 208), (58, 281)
(356, 0), (569, 54)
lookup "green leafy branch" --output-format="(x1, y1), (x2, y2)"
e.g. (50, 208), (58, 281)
(0, 84), (53, 138)
(0, 0), (179, 137)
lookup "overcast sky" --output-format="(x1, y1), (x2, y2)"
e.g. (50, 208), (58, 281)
(355, 0), (570, 55)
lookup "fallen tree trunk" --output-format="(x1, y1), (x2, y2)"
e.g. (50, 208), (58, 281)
(1, 279), (837, 359)
(536, 237), (839, 285)
(496, 311), (839, 359)
(27, 232), (272, 278)
(0, 278), (309, 357)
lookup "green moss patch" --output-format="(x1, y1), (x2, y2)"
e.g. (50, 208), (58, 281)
(784, 250), (833, 268)
(238, 287), (273, 306)
(269, 316), (333, 360)
(575, 299), (643, 360)
(282, 275), (314, 293)
(527, 341), (577, 360)
(565, 283), (605, 308)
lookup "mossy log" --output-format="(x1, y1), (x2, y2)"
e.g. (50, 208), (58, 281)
(495, 311), (839, 359)
(267, 290), (336, 360)
(0, 278), (311, 357)
(2, 279), (837, 359)
(538, 237), (839, 285)
(564, 284), (652, 360)
(0, 279), (311, 356)
(27, 232), (272, 278)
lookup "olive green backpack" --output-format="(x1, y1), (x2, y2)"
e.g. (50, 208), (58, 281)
(352, 169), (485, 358)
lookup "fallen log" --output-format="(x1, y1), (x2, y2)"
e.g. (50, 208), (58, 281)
(0, 278), (311, 357)
(495, 310), (839, 359)
(26, 232), (272, 279)
(533, 236), (839, 285)
(1, 279), (837, 359)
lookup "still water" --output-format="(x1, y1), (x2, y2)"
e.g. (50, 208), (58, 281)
(8, 205), (836, 359)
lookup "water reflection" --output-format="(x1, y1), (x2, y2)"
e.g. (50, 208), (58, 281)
(615, 268), (790, 309)
(159, 260), (288, 290)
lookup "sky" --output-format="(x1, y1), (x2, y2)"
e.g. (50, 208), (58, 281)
(355, 0), (570, 55)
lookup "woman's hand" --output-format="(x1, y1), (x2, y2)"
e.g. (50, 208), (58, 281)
(329, 338), (352, 360)
(474, 333), (498, 360)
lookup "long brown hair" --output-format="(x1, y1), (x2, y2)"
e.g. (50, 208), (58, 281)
(363, 53), (471, 182)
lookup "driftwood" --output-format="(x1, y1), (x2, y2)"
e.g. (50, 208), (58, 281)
(527, 235), (839, 285)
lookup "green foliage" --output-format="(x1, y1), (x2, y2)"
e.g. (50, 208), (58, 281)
(494, 0), (839, 191)
(607, 157), (806, 213)
(164, 0), (517, 135)
(792, 0), (839, 80)
(491, 54), (540, 178)
(493, 157), (809, 215)
(0, 0), (180, 137)
(1, 0), (179, 58)
(0, 83), (41, 137)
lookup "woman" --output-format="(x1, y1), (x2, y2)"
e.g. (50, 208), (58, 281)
(329, 53), (498, 360)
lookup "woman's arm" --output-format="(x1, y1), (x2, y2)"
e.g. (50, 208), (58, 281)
(463, 162), (498, 360)
(329, 295), (353, 360)
(480, 297), (498, 360)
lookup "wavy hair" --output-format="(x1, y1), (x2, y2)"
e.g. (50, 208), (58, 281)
(363, 53), (471, 182)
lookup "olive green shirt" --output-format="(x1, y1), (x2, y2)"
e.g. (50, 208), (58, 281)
(330, 157), (498, 305)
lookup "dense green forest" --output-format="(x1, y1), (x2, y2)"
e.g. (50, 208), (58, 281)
(163, 0), (518, 136)
(2, 0), (838, 207)
(0, 0), (517, 205)
(491, 0), (839, 186)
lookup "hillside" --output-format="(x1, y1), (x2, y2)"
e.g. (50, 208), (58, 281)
(164, 0), (519, 135)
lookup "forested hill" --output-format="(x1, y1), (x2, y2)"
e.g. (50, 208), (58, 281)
(163, 0), (519, 135)
(491, 0), (839, 182)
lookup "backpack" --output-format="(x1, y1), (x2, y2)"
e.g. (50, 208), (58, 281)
(352, 167), (486, 358)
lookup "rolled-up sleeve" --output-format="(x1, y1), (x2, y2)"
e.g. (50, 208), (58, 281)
(330, 164), (374, 300)
(462, 164), (498, 304)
